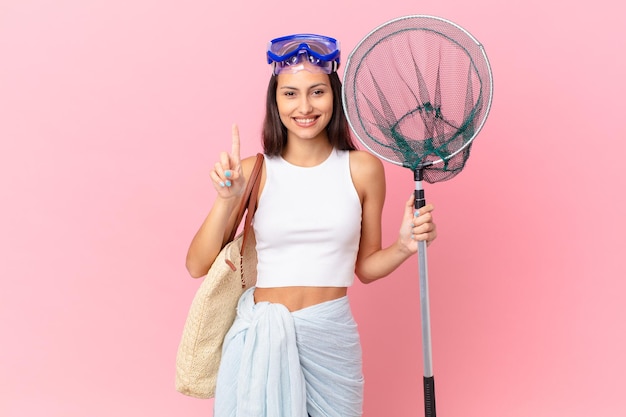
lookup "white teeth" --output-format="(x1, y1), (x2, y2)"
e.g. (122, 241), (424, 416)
(295, 118), (315, 123)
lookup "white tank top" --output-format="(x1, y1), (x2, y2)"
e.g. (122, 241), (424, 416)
(253, 150), (362, 288)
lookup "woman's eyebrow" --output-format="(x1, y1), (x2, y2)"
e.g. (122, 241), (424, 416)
(279, 82), (329, 90)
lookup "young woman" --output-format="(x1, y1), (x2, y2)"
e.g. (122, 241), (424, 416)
(185, 33), (437, 417)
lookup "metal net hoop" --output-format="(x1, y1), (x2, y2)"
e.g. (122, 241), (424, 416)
(342, 15), (493, 183)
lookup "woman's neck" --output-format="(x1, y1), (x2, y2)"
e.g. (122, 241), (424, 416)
(282, 138), (333, 167)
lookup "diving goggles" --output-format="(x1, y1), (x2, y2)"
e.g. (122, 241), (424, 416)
(267, 34), (340, 75)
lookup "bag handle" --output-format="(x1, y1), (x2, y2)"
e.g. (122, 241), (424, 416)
(227, 153), (264, 246)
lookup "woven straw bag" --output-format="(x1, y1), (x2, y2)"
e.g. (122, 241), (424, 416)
(175, 154), (264, 399)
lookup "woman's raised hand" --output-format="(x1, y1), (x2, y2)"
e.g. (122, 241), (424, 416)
(209, 124), (246, 199)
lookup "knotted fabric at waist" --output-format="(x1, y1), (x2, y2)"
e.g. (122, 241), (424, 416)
(213, 287), (364, 417)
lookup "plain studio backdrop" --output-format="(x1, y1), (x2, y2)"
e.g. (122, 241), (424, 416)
(1, 1), (624, 416)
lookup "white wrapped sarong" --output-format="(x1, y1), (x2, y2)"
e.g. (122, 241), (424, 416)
(214, 287), (364, 417)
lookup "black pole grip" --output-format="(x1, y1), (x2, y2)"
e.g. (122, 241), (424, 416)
(415, 189), (426, 210)
(424, 376), (436, 417)
(414, 168), (426, 210)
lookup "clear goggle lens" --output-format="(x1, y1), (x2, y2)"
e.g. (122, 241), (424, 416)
(271, 51), (337, 74)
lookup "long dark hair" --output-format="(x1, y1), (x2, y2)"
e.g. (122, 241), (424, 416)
(261, 71), (357, 156)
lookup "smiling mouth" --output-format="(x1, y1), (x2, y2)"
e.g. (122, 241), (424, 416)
(293, 116), (318, 126)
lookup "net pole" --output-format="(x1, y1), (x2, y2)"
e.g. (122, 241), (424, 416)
(414, 168), (437, 417)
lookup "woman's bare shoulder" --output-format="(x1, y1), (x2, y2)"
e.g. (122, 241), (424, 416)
(349, 150), (384, 178)
(348, 150), (385, 204)
(240, 153), (263, 178)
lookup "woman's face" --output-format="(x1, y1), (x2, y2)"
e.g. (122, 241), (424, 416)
(275, 66), (334, 143)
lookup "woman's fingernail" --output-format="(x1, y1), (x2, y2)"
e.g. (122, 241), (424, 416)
(219, 181), (225, 187)
(224, 170), (232, 178)
(225, 180), (232, 187)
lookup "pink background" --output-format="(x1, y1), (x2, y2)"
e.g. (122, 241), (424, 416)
(1, 1), (625, 416)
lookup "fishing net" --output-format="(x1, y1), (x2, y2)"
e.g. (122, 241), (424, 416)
(342, 15), (493, 183)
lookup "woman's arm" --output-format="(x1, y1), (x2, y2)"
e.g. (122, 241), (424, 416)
(351, 151), (437, 284)
(185, 193), (241, 278)
(185, 124), (255, 278)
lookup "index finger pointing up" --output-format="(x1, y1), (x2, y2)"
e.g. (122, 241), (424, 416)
(231, 123), (241, 165)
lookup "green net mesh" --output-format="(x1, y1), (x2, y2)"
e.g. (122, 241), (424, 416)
(342, 15), (493, 183)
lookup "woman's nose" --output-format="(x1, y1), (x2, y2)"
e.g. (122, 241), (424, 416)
(298, 97), (313, 114)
